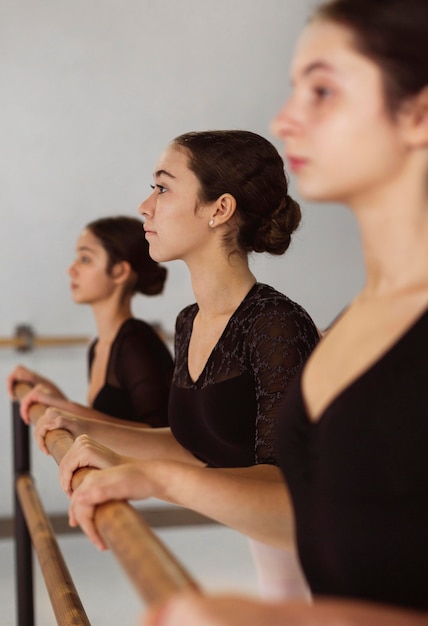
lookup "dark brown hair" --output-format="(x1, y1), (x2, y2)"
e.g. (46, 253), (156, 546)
(312, 0), (428, 115)
(87, 216), (167, 296)
(172, 130), (301, 256)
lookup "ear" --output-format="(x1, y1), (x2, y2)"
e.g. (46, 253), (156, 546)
(400, 87), (428, 148)
(209, 193), (237, 227)
(111, 261), (132, 285)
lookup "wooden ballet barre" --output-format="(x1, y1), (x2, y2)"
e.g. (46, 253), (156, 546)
(0, 325), (89, 352)
(14, 382), (200, 607)
(16, 474), (90, 625)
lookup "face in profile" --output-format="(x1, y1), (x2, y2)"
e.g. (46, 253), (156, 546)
(68, 229), (117, 305)
(139, 145), (214, 264)
(271, 19), (410, 207)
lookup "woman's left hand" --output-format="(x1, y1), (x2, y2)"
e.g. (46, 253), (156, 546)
(68, 461), (157, 550)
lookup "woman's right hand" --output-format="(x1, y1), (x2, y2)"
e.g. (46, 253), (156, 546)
(59, 434), (125, 496)
(19, 384), (64, 424)
(6, 364), (46, 399)
(33, 407), (88, 455)
(67, 459), (160, 549)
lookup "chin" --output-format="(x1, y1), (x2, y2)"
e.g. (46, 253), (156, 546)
(296, 181), (339, 204)
(71, 294), (85, 304)
(148, 251), (163, 263)
(148, 249), (172, 264)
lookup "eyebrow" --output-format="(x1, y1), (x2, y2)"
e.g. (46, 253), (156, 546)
(77, 245), (96, 253)
(154, 168), (176, 180)
(292, 60), (334, 85)
(304, 60), (334, 76)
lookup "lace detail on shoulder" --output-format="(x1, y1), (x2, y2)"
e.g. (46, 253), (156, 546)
(173, 284), (319, 464)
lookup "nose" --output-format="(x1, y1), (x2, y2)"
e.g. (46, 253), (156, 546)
(270, 96), (300, 141)
(138, 190), (156, 218)
(68, 262), (77, 277)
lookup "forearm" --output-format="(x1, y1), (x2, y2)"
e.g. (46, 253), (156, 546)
(307, 598), (428, 626)
(64, 419), (202, 464)
(104, 426), (203, 462)
(149, 462), (293, 547)
(37, 378), (67, 399)
(145, 593), (428, 626)
(47, 398), (151, 429)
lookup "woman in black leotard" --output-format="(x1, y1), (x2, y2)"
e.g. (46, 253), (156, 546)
(8, 216), (173, 427)
(142, 0), (428, 624)
(30, 130), (319, 598)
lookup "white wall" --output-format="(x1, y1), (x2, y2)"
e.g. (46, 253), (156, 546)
(0, 0), (363, 516)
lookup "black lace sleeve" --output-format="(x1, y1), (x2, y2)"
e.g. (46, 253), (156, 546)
(245, 294), (319, 465)
(170, 286), (319, 467)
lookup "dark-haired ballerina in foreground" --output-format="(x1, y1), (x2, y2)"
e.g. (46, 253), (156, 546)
(8, 215), (173, 427)
(31, 130), (320, 600)
(137, 0), (428, 624)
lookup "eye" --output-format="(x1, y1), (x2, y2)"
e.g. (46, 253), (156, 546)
(150, 183), (167, 194)
(313, 85), (333, 100)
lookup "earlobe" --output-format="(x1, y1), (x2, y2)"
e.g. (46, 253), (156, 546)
(403, 87), (428, 147)
(211, 194), (237, 226)
(111, 261), (132, 285)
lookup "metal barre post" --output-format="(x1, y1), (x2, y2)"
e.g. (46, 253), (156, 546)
(13, 382), (200, 607)
(13, 399), (34, 626)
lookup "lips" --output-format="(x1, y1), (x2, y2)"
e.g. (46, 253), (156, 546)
(287, 155), (308, 173)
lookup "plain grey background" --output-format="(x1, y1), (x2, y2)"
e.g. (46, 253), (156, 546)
(0, 0), (363, 516)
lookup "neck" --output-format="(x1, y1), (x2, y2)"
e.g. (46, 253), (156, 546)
(350, 161), (428, 298)
(91, 297), (133, 342)
(187, 251), (256, 320)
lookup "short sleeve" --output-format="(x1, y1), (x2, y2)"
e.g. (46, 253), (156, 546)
(247, 300), (319, 464)
(112, 323), (173, 427)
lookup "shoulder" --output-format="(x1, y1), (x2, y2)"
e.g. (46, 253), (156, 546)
(113, 319), (173, 372)
(242, 283), (317, 326)
(236, 284), (319, 353)
(116, 318), (159, 341)
(114, 319), (172, 357)
(246, 283), (292, 306)
(175, 303), (198, 332)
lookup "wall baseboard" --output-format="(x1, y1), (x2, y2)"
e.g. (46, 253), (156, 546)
(0, 506), (217, 539)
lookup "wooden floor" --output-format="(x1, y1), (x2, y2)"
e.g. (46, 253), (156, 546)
(1, 522), (258, 625)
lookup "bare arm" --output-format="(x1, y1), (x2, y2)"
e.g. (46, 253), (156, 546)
(19, 386), (152, 428)
(143, 593), (428, 626)
(152, 462), (291, 546)
(65, 456), (291, 551)
(34, 408), (201, 462)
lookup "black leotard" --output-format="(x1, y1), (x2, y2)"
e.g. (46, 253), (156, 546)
(277, 308), (428, 610)
(89, 318), (173, 427)
(169, 283), (319, 468)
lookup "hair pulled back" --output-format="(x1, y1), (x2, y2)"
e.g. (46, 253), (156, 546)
(87, 216), (167, 296)
(312, 0), (428, 115)
(173, 130), (301, 255)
